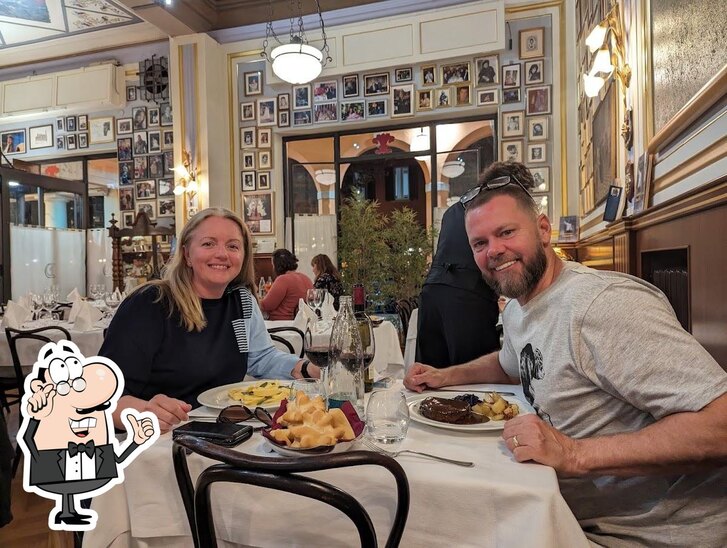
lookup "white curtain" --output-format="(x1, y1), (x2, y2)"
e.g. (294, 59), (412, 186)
(87, 228), (114, 293)
(293, 214), (337, 280)
(11, 225), (85, 299)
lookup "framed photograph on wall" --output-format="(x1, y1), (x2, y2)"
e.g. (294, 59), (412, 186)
(278, 110), (290, 127)
(502, 63), (521, 88)
(502, 88), (521, 104)
(391, 84), (414, 117)
(240, 101), (255, 122)
(77, 115), (88, 131)
(116, 118), (132, 135)
(258, 150), (273, 170)
(132, 107), (147, 130)
(501, 140), (523, 163)
(416, 89), (434, 111)
(530, 166), (550, 192)
(313, 80), (338, 103)
(135, 179), (156, 200)
(137, 201), (156, 220)
(244, 71), (263, 96)
(56, 136), (65, 150)
(528, 116), (549, 140)
(293, 110), (312, 126)
(158, 178), (175, 196)
(454, 84), (472, 106)
(241, 127), (256, 148)
(313, 103), (338, 123)
(149, 154), (165, 179)
(519, 27), (545, 59)
(28, 125), (54, 150)
(277, 93), (290, 110)
(441, 61), (470, 85)
(242, 171), (256, 192)
(363, 73), (390, 96)
(56, 117), (64, 132)
(148, 107), (160, 127)
(395, 67), (413, 82)
(119, 161), (132, 185)
(257, 128), (272, 148)
(293, 85), (311, 109)
(476, 88), (499, 106)
(367, 99), (387, 117)
(158, 198), (175, 218)
(436, 87), (451, 108)
(78, 133), (88, 149)
(257, 171), (271, 190)
(421, 64), (437, 86)
(475, 55), (499, 86)
(558, 215), (579, 242)
(242, 192), (274, 235)
(160, 103), (173, 126)
(257, 98), (276, 126)
(342, 74), (359, 98)
(340, 101), (365, 121)
(119, 188), (134, 211)
(502, 111), (525, 137)
(242, 151), (256, 171)
(89, 117), (115, 144)
(66, 116), (77, 132)
(126, 86), (137, 102)
(117, 137), (132, 161)
(66, 134), (77, 150)
(123, 212), (135, 229)
(527, 143), (547, 163)
(632, 153), (653, 214)
(525, 60), (544, 85)
(526, 85), (551, 115)
(163, 129), (174, 149)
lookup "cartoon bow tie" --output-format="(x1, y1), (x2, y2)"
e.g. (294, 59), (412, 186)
(67, 440), (95, 458)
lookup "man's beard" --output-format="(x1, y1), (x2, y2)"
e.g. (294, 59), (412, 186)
(482, 243), (548, 299)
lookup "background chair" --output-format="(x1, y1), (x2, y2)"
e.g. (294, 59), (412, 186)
(2, 325), (72, 477)
(173, 435), (410, 548)
(267, 326), (305, 357)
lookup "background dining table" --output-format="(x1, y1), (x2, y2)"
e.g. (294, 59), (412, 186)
(83, 382), (591, 548)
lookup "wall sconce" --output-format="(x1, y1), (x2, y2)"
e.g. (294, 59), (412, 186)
(260, 0), (333, 85)
(582, 4), (631, 98)
(172, 149), (199, 216)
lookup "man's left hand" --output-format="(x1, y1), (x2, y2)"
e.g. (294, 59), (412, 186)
(502, 414), (582, 477)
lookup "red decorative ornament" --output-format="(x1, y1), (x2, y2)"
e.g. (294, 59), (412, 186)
(372, 132), (394, 155)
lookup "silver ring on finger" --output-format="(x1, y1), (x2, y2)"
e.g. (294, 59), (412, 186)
(512, 435), (520, 448)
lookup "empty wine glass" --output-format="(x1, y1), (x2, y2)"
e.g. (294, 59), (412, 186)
(306, 288), (325, 321)
(104, 292), (122, 316)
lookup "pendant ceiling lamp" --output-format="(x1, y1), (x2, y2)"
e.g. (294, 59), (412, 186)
(261, 0), (332, 85)
(441, 158), (466, 178)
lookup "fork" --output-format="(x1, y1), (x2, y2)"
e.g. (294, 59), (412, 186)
(360, 438), (474, 467)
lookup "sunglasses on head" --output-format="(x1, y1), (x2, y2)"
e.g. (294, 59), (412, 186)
(459, 175), (532, 207)
(217, 404), (273, 426)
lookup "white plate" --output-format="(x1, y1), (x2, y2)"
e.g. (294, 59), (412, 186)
(197, 380), (290, 410)
(264, 432), (363, 457)
(407, 392), (532, 432)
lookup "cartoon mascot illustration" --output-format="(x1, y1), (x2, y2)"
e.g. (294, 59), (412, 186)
(17, 340), (159, 531)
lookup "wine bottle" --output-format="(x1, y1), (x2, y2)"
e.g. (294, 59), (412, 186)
(327, 296), (365, 416)
(353, 283), (365, 313)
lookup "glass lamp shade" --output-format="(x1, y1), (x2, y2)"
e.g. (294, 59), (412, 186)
(592, 48), (614, 75)
(173, 184), (186, 196)
(314, 168), (336, 185)
(410, 129), (429, 152)
(583, 73), (605, 97)
(585, 23), (608, 52)
(271, 43), (324, 84)
(441, 159), (465, 178)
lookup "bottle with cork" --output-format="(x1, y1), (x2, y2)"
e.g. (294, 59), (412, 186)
(353, 284), (376, 393)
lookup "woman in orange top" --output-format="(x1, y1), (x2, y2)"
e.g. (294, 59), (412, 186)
(260, 249), (313, 320)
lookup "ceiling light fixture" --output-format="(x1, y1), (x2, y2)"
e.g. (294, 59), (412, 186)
(261, 0), (332, 85)
(441, 158), (466, 178)
(314, 168), (336, 186)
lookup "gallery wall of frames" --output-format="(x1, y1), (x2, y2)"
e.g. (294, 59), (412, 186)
(235, 14), (556, 238)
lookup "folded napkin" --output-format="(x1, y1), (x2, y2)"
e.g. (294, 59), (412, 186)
(74, 301), (103, 332)
(113, 288), (123, 301)
(18, 293), (33, 310)
(293, 299), (318, 332)
(0, 300), (33, 329)
(67, 287), (81, 302)
(320, 297), (337, 322)
(68, 293), (85, 323)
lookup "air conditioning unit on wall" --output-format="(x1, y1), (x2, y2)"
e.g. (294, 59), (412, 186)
(0, 62), (125, 121)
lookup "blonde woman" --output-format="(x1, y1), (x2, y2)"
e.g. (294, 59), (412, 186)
(101, 207), (318, 433)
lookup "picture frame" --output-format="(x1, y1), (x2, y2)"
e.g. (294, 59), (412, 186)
(135, 179), (156, 200)
(436, 87), (451, 108)
(526, 85), (551, 115)
(241, 127), (256, 148)
(28, 125), (54, 150)
(133, 156), (148, 179)
(530, 166), (550, 192)
(117, 137), (133, 161)
(158, 178), (175, 196)
(632, 153), (653, 214)
(293, 110), (312, 126)
(116, 118), (132, 135)
(133, 131), (148, 155)
(558, 215), (579, 242)
(159, 103), (173, 126)
(137, 201), (156, 221)
(163, 129), (174, 149)
(89, 117), (115, 144)
(454, 84), (472, 106)
(257, 171), (271, 190)
(363, 73), (390, 96)
(242, 151), (256, 171)
(475, 55), (499, 86)
(501, 140), (523, 163)
(340, 101), (366, 122)
(148, 107), (160, 127)
(603, 185), (623, 222)
(257, 128), (272, 148)
(132, 106), (147, 130)
(525, 60), (545, 85)
(240, 101), (256, 122)
(394, 67), (413, 83)
(527, 143), (547, 164)
(123, 212), (135, 229)
(119, 188), (134, 211)
(313, 103), (338, 123)
(126, 86), (137, 102)
(528, 116), (549, 140)
(441, 61), (470, 85)
(158, 198), (175, 218)
(148, 130), (162, 153)
(66, 134), (77, 150)
(65, 116), (77, 133)
(77, 115), (88, 132)
(242, 171), (256, 192)
(592, 83), (616, 204)
(148, 154), (164, 178)
(55, 117), (64, 132)
(391, 84), (414, 117)
(78, 133), (88, 149)
(244, 71), (263, 96)
(342, 74), (359, 98)
(277, 93), (290, 110)
(416, 89), (434, 111)
(367, 99), (387, 117)
(519, 27), (545, 59)
(278, 110), (290, 127)
(476, 88), (498, 106)
(502, 88), (521, 104)
(293, 85), (311, 110)
(119, 161), (132, 185)
(421, 64), (437, 86)
(258, 150), (273, 170)
(502, 63), (521, 89)
(242, 192), (274, 235)
(313, 80), (338, 103)
(257, 98), (277, 126)
(163, 151), (174, 176)
(502, 111), (525, 137)
(56, 136), (65, 150)
(533, 194), (550, 218)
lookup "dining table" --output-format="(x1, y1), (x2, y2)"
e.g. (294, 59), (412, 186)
(83, 382), (591, 548)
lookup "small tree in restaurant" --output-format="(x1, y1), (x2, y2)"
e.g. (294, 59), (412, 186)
(383, 207), (434, 302)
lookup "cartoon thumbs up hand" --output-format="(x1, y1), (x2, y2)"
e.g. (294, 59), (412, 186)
(27, 382), (56, 420)
(124, 411), (159, 446)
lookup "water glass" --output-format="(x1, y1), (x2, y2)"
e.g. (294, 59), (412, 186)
(366, 390), (409, 445)
(290, 378), (326, 405)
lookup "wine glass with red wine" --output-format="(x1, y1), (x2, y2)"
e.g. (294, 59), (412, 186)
(304, 324), (330, 370)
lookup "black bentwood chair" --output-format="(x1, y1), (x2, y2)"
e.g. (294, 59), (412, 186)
(267, 325), (305, 357)
(172, 435), (410, 548)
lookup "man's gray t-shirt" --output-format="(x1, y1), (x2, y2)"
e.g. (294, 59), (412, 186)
(499, 261), (727, 547)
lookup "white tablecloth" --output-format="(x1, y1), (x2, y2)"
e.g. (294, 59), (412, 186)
(266, 319), (405, 379)
(84, 383), (590, 548)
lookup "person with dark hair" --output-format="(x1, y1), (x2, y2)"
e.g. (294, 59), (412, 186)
(100, 209), (318, 433)
(405, 161), (727, 547)
(311, 254), (344, 310)
(260, 248), (313, 320)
